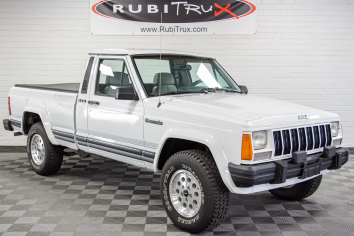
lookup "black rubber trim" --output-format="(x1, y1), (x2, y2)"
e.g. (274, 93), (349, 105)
(87, 138), (142, 156)
(229, 147), (349, 187)
(77, 141), (88, 146)
(89, 143), (153, 163)
(54, 135), (75, 143)
(132, 53), (213, 59)
(89, 53), (128, 56)
(15, 83), (79, 94)
(143, 150), (155, 159)
(76, 135), (88, 146)
(3, 119), (14, 131)
(76, 135), (87, 142)
(81, 57), (94, 94)
(94, 93), (115, 98)
(52, 131), (154, 162)
(52, 130), (74, 139)
(52, 130), (75, 143)
(229, 162), (276, 176)
(10, 119), (21, 128)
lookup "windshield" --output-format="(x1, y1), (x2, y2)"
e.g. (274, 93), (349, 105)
(133, 56), (240, 96)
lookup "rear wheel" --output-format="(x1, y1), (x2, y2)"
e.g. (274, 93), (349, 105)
(269, 175), (322, 201)
(27, 123), (63, 176)
(160, 150), (230, 233)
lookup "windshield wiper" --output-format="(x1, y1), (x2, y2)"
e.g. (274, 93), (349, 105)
(201, 87), (243, 93)
(159, 90), (206, 96)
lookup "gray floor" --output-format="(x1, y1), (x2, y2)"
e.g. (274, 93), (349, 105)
(0, 151), (353, 236)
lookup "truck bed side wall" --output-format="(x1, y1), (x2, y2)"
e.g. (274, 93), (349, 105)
(9, 87), (78, 148)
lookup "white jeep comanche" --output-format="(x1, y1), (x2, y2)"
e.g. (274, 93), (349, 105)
(3, 49), (348, 233)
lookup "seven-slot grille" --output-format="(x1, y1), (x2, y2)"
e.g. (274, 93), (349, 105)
(273, 124), (332, 157)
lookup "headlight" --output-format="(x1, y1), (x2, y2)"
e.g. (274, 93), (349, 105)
(330, 122), (339, 137)
(252, 131), (267, 150)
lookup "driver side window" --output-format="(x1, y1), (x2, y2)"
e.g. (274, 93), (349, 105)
(95, 59), (132, 96)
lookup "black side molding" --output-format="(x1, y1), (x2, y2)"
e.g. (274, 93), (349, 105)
(86, 138), (155, 163)
(76, 135), (88, 146)
(53, 130), (156, 164)
(52, 129), (75, 143)
(52, 130), (74, 139)
(15, 83), (79, 94)
(143, 150), (155, 159)
(76, 135), (87, 142)
(87, 138), (142, 156)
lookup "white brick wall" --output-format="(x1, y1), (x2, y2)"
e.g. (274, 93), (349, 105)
(0, 0), (353, 146)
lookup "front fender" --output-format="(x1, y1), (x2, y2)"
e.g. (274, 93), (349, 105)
(22, 105), (59, 145)
(153, 128), (237, 193)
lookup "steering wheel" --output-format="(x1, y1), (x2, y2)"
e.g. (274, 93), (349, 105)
(192, 79), (204, 86)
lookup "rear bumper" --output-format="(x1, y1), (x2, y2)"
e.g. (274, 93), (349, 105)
(3, 119), (14, 131)
(229, 147), (349, 188)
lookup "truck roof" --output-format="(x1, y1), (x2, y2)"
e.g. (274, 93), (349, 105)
(89, 49), (214, 58)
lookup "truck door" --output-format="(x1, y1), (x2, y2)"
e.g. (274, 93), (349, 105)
(76, 56), (95, 152)
(86, 56), (148, 166)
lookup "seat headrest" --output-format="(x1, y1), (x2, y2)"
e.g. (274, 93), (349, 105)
(153, 73), (175, 86)
(106, 72), (130, 86)
(107, 76), (119, 85)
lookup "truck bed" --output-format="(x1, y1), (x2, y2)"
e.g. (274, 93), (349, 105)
(15, 83), (80, 94)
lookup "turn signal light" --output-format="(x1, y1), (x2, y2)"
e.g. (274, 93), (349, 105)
(241, 134), (253, 161)
(8, 97), (11, 115)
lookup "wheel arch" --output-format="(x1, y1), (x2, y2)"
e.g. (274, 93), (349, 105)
(22, 106), (58, 145)
(23, 112), (42, 134)
(153, 128), (236, 192)
(156, 138), (208, 171)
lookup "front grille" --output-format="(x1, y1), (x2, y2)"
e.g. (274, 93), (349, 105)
(273, 131), (282, 156)
(306, 127), (313, 150)
(290, 129), (299, 152)
(282, 130), (291, 155)
(299, 128), (306, 151)
(273, 124), (332, 157)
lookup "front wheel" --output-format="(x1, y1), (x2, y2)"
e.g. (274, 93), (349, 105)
(269, 175), (322, 201)
(160, 150), (230, 233)
(27, 123), (63, 176)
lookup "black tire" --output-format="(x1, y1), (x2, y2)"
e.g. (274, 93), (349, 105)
(160, 149), (230, 233)
(27, 123), (63, 176)
(269, 175), (322, 201)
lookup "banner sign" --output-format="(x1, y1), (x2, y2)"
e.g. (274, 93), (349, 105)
(90, 0), (257, 35)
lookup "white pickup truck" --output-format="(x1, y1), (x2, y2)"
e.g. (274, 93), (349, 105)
(3, 49), (348, 233)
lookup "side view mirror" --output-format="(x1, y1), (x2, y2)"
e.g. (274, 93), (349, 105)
(239, 85), (248, 94)
(115, 87), (139, 101)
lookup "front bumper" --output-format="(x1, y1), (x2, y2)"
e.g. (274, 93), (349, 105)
(229, 147), (349, 188)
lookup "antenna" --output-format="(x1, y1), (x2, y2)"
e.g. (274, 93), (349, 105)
(157, 12), (162, 108)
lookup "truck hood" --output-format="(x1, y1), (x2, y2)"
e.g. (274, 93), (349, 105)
(165, 93), (337, 124)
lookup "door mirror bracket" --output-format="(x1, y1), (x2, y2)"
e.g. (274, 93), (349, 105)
(115, 87), (139, 101)
(239, 85), (248, 94)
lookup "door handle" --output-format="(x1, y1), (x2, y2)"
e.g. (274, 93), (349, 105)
(88, 101), (100, 105)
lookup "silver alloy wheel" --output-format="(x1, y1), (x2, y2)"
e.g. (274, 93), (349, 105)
(31, 134), (45, 165)
(169, 169), (202, 218)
